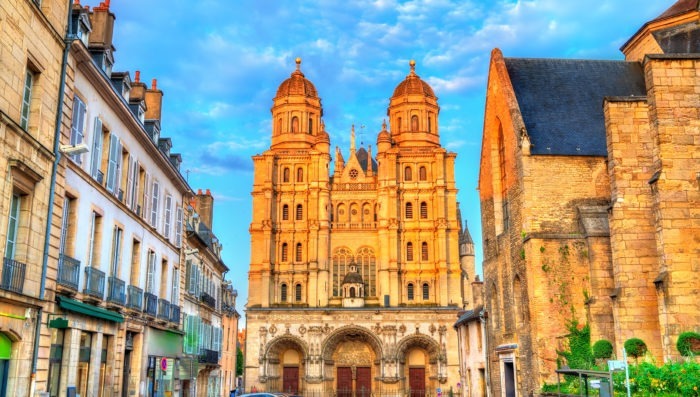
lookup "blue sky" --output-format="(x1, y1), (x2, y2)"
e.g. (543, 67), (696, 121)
(106, 0), (671, 318)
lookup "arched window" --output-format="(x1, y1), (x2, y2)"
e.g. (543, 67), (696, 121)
(295, 284), (302, 302)
(397, 117), (402, 132)
(282, 204), (289, 220)
(356, 246), (377, 296)
(428, 115), (432, 133)
(406, 242), (414, 261)
(407, 283), (414, 300)
(404, 166), (412, 181)
(422, 283), (429, 300)
(295, 242), (302, 262)
(332, 247), (353, 296)
(308, 117), (313, 134)
(350, 287), (356, 298)
(405, 202), (413, 219)
(296, 204), (303, 220)
(277, 118), (282, 134)
(411, 115), (419, 131)
(291, 116), (299, 133)
(281, 243), (288, 262)
(421, 242), (428, 261)
(281, 283), (288, 302)
(297, 168), (303, 183)
(420, 202), (428, 219)
(419, 166), (427, 181)
(283, 167), (290, 183)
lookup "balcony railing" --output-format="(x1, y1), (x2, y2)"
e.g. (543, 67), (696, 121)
(107, 276), (126, 305)
(144, 292), (158, 316)
(57, 254), (80, 291)
(198, 348), (219, 364)
(1, 258), (26, 294)
(330, 222), (378, 230)
(170, 304), (181, 325)
(201, 292), (216, 309)
(127, 285), (143, 310)
(157, 298), (170, 320)
(83, 267), (105, 299)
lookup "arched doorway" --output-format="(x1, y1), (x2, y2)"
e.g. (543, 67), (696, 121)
(322, 326), (382, 397)
(264, 336), (308, 394)
(395, 335), (443, 397)
(0, 333), (11, 396)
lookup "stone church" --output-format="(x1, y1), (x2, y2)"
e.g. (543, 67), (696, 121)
(244, 59), (476, 396)
(478, 1), (700, 395)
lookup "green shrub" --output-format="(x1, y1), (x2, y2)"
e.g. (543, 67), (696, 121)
(612, 361), (700, 396)
(592, 339), (613, 359)
(677, 331), (700, 357)
(624, 337), (647, 358)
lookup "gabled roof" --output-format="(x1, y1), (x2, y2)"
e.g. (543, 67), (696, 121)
(504, 58), (646, 156)
(356, 147), (378, 172)
(653, 0), (700, 22)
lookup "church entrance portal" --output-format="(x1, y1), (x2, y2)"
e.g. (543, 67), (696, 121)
(336, 366), (371, 397)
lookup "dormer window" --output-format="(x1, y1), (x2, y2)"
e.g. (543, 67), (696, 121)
(138, 103), (145, 123)
(122, 84), (130, 100)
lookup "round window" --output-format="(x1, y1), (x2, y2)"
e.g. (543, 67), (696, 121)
(349, 169), (358, 180)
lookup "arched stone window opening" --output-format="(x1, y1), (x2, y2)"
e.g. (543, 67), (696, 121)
(281, 283), (288, 302)
(296, 204), (303, 221)
(295, 243), (302, 262)
(422, 283), (429, 300)
(281, 243), (288, 262)
(405, 202), (413, 219)
(291, 116), (299, 133)
(407, 283), (414, 300)
(411, 115), (419, 131)
(282, 204), (289, 220)
(404, 166), (412, 181)
(406, 242), (414, 261)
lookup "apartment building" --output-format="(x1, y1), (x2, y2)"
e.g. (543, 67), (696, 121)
(49, 2), (191, 396)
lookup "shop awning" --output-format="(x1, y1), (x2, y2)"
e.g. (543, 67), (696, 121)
(57, 296), (124, 323)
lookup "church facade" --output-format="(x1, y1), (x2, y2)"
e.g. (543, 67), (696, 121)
(244, 59), (475, 396)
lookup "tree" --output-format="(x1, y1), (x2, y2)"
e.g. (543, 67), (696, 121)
(236, 347), (244, 376)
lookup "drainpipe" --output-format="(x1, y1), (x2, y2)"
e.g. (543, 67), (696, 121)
(30, 0), (74, 394)
(480, 310), (491, 397)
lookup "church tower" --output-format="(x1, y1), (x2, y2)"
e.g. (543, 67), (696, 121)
(249, 58), (331, 309)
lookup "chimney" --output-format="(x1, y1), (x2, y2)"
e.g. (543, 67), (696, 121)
(145, 78), (163, 121)
(194, 189), (214, 229)
(472, 279), (484, 308)
(87, 1), (115, 51)
(129, 70), (147, 102)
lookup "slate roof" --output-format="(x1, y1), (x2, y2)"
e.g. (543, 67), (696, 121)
(356, 147), (378, 172)
(653, 0), (700, 22)
(454, 305), (484, 328)
(504, 58), (647, 156)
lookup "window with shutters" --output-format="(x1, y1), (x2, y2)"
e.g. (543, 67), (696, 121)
(296, 204), (303, 221)
(282, 204), (289, 220)
(90, 118), (104, 181)
(281, 243), (288, 262)
(87, 211), (102, 268)
(405, 202), (413, 219)
(295, 243), (302, 262)
(106, 134), (122, 194)
(5, 194), (21, 260)
(125, 156), (136, 208)
(407, 283), (414, 300)
(59, 196), (77, 257)
(175, 207), (183, 247)
(420, 202), (428, 219)
(130, 239), (141, 285)
(69, 96), (87, 164)
(150, 180), (160, 228)
(141, 172), (150, 220)
(421, 242), (428, 261)
(406, 242), (414, 261)
(20, 69), (35, 130)
(280, 283), (288, 302)
(146, 250), (156, 294)
(163, 194), (173, 239)
(110, 226), (122, 277)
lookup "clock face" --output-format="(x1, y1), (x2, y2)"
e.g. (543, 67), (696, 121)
(349, 169), (358, 180)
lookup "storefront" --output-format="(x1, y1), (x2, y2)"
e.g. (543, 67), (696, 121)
(144, 327), (184, 397)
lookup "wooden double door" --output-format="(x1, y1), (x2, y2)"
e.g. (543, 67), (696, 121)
(337, 367), (371, 397)
(283, 366), (299, 394)
(409, 367), (426, 397)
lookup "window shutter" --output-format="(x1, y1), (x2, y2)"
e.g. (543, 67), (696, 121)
(130, 159), (139, 210)
(106, 134), (119, 192)
(143, 173), (150, 221)
(164, 195), (172, 239)
(126, 155), (135, 208)
(70, 97), (87, 164)
(90, 118), (103, 179)
(150, 180), (160, 227)
(175, 207), (183, 247)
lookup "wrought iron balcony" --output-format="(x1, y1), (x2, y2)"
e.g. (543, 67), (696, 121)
(170, 304), (181, 325)
(83, 266), (105, 299)
(107, 276), (126, 305)
(127, 285), (143, 310)
(144, 292), (158, 316)
(1, 258), (26, 293)
(201, 291), (216, 309)
(198, 348), (219, 364)
(57, 254), (80, 291)
(157, 298), (170, 320)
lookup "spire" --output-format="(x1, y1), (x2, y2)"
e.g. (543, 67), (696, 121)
(350, 124), (356, 153)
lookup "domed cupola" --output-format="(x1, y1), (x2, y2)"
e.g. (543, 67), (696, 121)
(387, 60), (440, 148)
(341, 263), (365, 308)
(271, 58), (324, 150)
